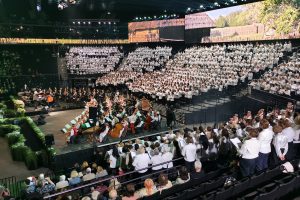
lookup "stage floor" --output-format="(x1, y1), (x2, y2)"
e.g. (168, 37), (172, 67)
(39, 109), (174, 155)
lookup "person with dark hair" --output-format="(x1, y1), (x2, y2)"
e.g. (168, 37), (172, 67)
(108, 145), (120, 175)
(218, 129), (236, 167)
(198, 126), (209, 157)
(175, 166), (190, 184)
(182, 137), (197, 172)
(122, 184), (138, 200)
(239, 128), (260, 177)
(157, 174), (172, 191)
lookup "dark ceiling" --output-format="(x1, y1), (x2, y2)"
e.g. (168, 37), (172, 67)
(0, 0), (262, 23)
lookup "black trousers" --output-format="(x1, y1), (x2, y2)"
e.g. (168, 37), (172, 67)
(185, 160), (195, 173)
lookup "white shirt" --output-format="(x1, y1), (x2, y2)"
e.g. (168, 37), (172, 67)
(258, 128), (274, 154)
(55, 180), (69, 190)
(109, 154), (117, 168)
(182, 143), (197, 162)
(151, 155), (163, 170)
(132, 153), (151, 173)
(239, 138), (260, 159)
(162, 152), (173, 168)
(273, 133), (288, 157)
(282, 127), (295, 142)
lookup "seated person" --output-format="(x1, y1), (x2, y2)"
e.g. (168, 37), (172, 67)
(83, 167), (96, 182)
(55, 175), (69, 190)
(69, 170), (81, 186)
(135, 179), (158, 198)
(191, 160), (205, 180)
(36, 174), (55, 195)
(175, 166), (190, 184)
(157, 174), (172, 191)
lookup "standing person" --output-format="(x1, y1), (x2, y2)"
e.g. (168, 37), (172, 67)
(108, 146), (120, 175)
(257, 119), (274, 171)
(132, 147), (151, 176)
(272, 125), (288, 165)
(239, 128), (260, 177)
(69, 123), (78, 144)
(280, 119), (295, 160)
(181, 137), (197, 172)
(166, 106), (175, 128)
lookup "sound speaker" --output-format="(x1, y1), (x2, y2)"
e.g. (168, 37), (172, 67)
(89, 107), (97, 120)
(45, 134), (55, 146)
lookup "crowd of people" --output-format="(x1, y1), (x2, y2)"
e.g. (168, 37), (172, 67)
(65, 46), (123, 75)
(20, 100), (300, 199)
(126, 42), (291, 101)
(64, 90), (164, 144)
(17, 86), (96, 109)
(250, 52), (300, 97)
(119, 46), (172, 72)
(95, 42), (292, 101)
(95, 46), (172, 86)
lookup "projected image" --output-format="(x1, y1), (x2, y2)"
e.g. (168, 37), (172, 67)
(201, 1), (300, 43)
(128, 19), (185, 43)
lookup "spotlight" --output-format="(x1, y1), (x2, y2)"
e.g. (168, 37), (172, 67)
(72, 22), (75, 24)
(88, 21), (91, 24)
(98, 21), (101, 24)
(78, 22), (80, 24)
(200, 5), (204, 8)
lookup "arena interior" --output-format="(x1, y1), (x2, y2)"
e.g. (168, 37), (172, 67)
(0, 0), (300, 199)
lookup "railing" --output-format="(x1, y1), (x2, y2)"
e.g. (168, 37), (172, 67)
(250, 88), (298, 108)
(43, 157), (184, 199)
(0, 176), (22, 198)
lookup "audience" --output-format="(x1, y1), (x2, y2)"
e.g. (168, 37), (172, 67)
(250, 52), (300, 97)
(135, 179), (158, 198)
(65, 46), (123, 75)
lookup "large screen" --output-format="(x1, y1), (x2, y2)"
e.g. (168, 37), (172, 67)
(128, 1), (300, 43)
(128, 19), (185, 43)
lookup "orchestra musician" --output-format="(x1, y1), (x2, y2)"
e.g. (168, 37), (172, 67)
(87, 95), (98, 107)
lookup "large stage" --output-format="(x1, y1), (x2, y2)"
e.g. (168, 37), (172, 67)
(37, 109), (179, 169)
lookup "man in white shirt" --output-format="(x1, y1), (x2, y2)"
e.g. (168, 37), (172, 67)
(257, 119), (274, 171)
(239, 128), (260, 177)
(150, 149), (163, 171)
(132, 147), (151, 174)
(182, 137), (197, 172)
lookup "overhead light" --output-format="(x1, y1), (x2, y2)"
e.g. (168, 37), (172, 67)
(200, 5), (204, 8)
(88, 21), (91, 24)
(98, 21), (101, 24)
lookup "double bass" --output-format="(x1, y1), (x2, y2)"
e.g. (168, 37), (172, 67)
(110, 123), (124, 138)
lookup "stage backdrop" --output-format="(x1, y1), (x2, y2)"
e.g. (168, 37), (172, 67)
(128, 2), (300, 44)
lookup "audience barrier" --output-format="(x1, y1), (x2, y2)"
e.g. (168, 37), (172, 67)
(250, 88), (298, 107)
(43, 157), (184, 199)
